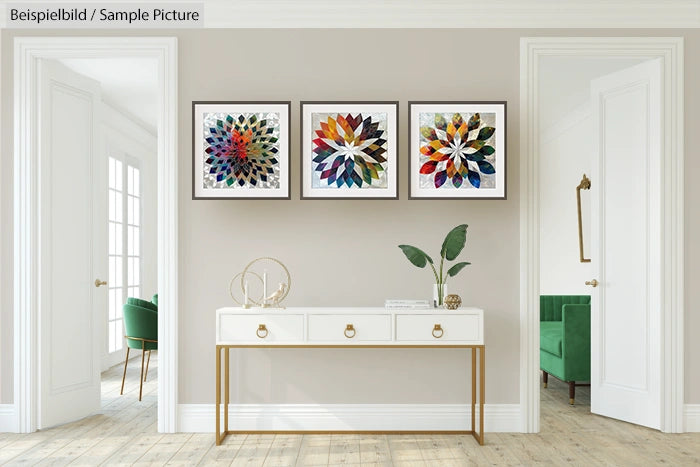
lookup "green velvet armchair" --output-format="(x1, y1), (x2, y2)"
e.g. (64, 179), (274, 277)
(121, 300), (158, 401)
(540, 295), (591, 404)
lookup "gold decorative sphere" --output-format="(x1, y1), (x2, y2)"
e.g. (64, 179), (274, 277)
(444, 294), (462, 310)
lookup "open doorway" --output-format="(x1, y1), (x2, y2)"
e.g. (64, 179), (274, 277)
(521, 37), (685, 434)
(537, 56), (650, 415)
(12, 37), (177, 434)
(34, 56), (158, 426)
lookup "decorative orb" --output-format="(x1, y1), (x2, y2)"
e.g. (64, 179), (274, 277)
(444, 294), (462, 310)
(240, 257), (291, 307)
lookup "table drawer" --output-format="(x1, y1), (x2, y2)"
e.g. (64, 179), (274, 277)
(308, 314), (391, 342)
(396, 314), (482, 343)
(218, 314), (304, 343)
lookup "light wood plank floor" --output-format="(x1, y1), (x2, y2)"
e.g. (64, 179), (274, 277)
(1, 357), (699, 466)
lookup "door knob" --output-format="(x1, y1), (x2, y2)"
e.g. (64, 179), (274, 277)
(585, 279), (599, 287)
(94, 279), (107, 287)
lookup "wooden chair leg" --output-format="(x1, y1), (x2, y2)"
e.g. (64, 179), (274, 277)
(144, 350), (151, 382)
(543, 370), (548, 388)
(120, 347), (130, 395)
(569, 381), (575, 405)
(139, 342), (146, 401)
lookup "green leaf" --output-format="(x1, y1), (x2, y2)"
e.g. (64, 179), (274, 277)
(447, 261), (471, 277)
(479, 145), (495, 155)
(477, 127), (495, 140)
(420, 126), (437, 141)
(440, 224), (468, 261)
(434, 114), (447, 131)
(398, 245), (434, 268)
(467, 113), (480, 132)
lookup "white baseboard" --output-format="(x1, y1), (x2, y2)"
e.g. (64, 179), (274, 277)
(685, 404), (700, 432)
(0, 404), (17, 432)
(178, 403), (521, 433)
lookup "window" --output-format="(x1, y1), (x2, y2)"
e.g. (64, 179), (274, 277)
(108, 156), (141, 354)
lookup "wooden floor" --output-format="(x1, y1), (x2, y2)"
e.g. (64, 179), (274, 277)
(1, 358), (699, 465)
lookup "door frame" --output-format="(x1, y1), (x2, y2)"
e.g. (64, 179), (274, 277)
(13, 37), (179, 433)
(519, 37), (684, 433)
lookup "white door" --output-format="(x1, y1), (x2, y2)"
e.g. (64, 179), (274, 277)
(38, 60), (105, 428)
(589, 59), (662, 429)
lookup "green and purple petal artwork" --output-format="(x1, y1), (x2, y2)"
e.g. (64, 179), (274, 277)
(203, 112), (281, 189)
(192, 102), (290, 200)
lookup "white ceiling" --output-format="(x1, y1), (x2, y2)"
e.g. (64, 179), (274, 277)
(58, 58), (158, 132)
(0, 0), (698, 27)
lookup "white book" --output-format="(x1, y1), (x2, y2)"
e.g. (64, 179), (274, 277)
(384, 300), (430, 305)
(385, 302), (432, 309)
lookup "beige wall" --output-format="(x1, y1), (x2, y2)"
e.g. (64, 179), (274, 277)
(1, 29), (699, 408)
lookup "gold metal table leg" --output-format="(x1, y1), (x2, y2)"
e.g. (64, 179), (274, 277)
(471, 347), (476, 434)
(479, 346), (485, 445)
(225, 347), (230, 434)
(216, 345), (221, 445)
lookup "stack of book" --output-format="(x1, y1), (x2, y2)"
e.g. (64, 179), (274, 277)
(384, 299), (431, 309)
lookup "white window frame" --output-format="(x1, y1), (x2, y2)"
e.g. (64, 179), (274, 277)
(107, 152), (143, 359)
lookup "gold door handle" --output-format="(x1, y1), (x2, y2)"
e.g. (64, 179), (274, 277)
(344, 324), (356, 338)
(94, 279), (107, 287)
(585, 279), (599, 287)
(432, 324), (444, 339)
(256, 324), (268, 339)
(577, 174), (592, 263)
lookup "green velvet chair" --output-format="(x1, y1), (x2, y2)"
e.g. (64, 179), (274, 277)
(540, 295), (591, 404)
(121, 301), (158, 401)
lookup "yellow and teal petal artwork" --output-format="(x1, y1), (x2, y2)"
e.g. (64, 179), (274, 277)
(409, 102), (506, 199)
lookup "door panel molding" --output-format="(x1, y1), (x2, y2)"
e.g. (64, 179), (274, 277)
(13, 37), (178, 433)
(519, 37), (684, 433)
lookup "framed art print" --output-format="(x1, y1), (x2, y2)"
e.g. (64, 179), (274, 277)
(409, 101), (506, 199)
(192, 101), (290, 199)
(301, 101), (399, 199)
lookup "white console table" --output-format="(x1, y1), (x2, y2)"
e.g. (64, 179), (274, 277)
(215, 307), (485, 445)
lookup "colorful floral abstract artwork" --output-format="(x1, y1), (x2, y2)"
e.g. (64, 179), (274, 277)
(204, 113), (280, 188)
(192, 102), (290, 199)
(301, 102), (398, 199)
(409, 102), (506, 199)
(311, 113), (388, 189)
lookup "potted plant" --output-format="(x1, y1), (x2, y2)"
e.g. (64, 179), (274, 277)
(398, 224), (471, 307)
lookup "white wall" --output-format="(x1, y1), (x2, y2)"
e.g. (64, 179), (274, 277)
(539, 103), (593, 295)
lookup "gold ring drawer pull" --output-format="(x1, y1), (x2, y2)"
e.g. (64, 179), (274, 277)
(432, 324), (444, 339)
(344, 324), (356, 339)
(256, 324), (268, 339)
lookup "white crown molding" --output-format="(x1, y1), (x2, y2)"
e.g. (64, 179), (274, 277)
(0, 1), (699, 28)
(178, 403), (521, 433)
(540, 102), (592, 145)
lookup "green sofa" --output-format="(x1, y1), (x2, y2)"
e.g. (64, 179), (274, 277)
(540, 295), (591, 404)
